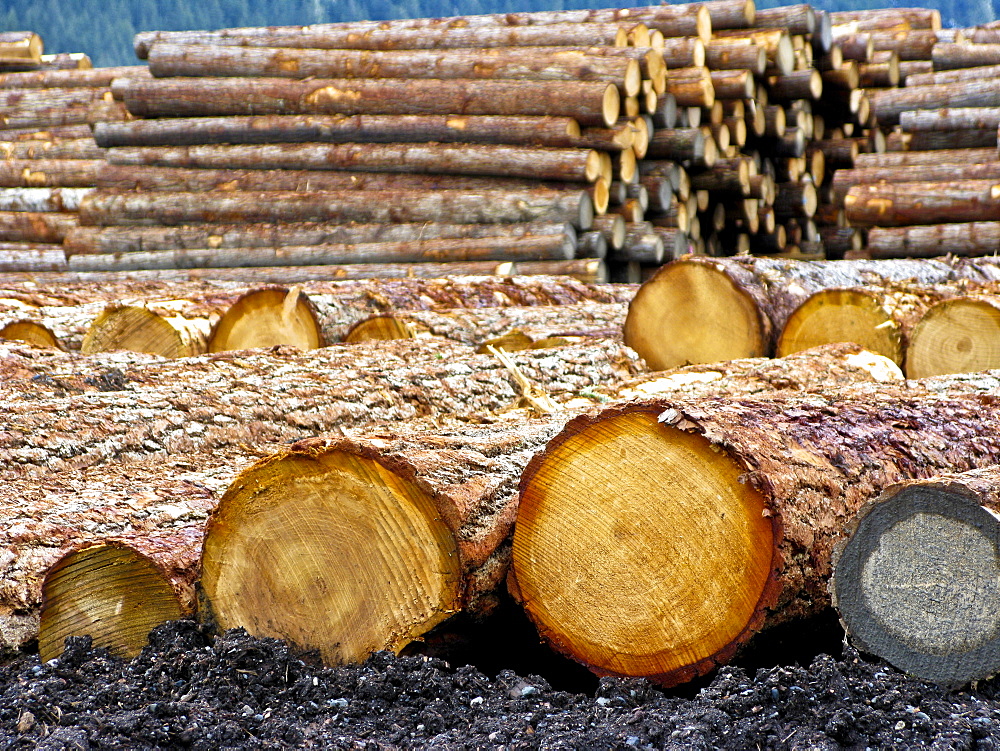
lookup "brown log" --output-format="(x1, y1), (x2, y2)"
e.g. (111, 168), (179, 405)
(819, 227), (863, 257)
(0, 125), (93, 142)
(906, 63), (1000, 88)
(829, 8), (941, 31)
(663, 67), (715, 107)
(622, 255), (1000, 369)
(106, 143), (605, 183)
(0, 101), (128, 130)
(78, 189), (595, 229)
(870, 80), (1000, 125)
(31, 53), (93, 71)
(0, 32), (42, 60)
(890, 129), (998, 151)
(708, 69), (754, 100)
(854, 147), (998, 169)
(0, 245), (65, 272)
(688, 157), (751, 193)
(646, 127), (717, 167)
(931, 42), (1000, 70)
(94, 114), (582, 148)
(512, 259), (608, 283)
(858, 58), (899, 87)
(908, 294), (1000, 378)
(0, 138), (105, 160)
(864, 223), (1000, 259)
(699, 0), (755, 31)
(0, 87), (113, 111)
(0, 211), (76, 243)
(117, 76), (620, 128)
(0, 66), (147, 90)
(513, 370), (1000, 685)
(822, 61), (860, 90)
(705, 39), (766, 75)
(832, 466), (1000, 686)
(195, 341), (900, 670)
(833, 163), (1000, 205)
(834, 33), (875, 62)
(773, 179), (817, 218)
(342, 300), (625, 348)
(65, 220), (576, 256)
(67, 234), (576, 273)
(713, 28), (794, 75)
(660, 37), (706, 70)
(844, 180), (1000, 227)
(146, 43), (641, 96)
(776, 282), (978, 370)
(0, 160), (101, 188)
(766, 70), (823, 100)
(754, 4), (816, 35)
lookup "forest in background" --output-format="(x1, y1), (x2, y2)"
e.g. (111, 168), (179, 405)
(1, 0), (995, 68)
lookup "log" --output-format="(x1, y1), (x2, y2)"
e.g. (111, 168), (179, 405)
(0, 246), (66, 273)
(511, 259), (607, 283)
(513, 375), (1000, 685)
(870, 80), (1000, 125)
(858, 58), (899, 88)
(713, 28), (794, 75)
(0, 101), (129, 130)
(0, 66), (148, 90)
(0, 211), (76, 243)
(829, 8), (941, 31)
(865, 223), (1000, 260)
(773, 179), (818, 218)
(833, 163), (1000, 205)
(890, 129), (998, 151)
(905, 64), (1000, 87)
(116, 77), (620, 128)
(93, 114), (582, 148)
(146, 43), (642, 95)
(908, 294), (1000, 378)
(832, 466), (1000, 686)
(622, 255), (1000, 370)
(342, 301), (625, 349)
(766, 70), (823, 100)
(844, 181), (1000, 227)
(776, 282), (978, 371)
(106, 143), (606, 183)
(67, 235), (576, 272)
(660, 37), (705, 70)
(704, 39), (765, 75)
(0, 159), (101, 188)
(754, 4), (816, 36)
(0, 336), (646, 652)
(78, 189), (595, 229)
(853, 148), (998, 169)
(0, 87), (114, 110)
(64, 221), (576, 255)
(0, 32), (42, 61)
(0, 125), (93, 142)
(708, 69), (755, 100)
(646, 127), (717, 166)
(195, 342), (901, 668)
(662, 67), (715, 107)
(932, 43), (1000, 70)
(0, 138), (105, 160)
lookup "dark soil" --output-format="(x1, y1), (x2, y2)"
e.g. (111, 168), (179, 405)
(2, 603), (1000, 750)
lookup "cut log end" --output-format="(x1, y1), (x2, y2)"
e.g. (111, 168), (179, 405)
(200, 448), (463, 665)
(602, 83), (621, 128)
(0, 319), (60, 349)
(833, 484), (1000, 687)
(513, 409), (773, 685)
(208, 286), (324, 353)
(344, 315), (416, 343)
(38, 543), (184, 662)
(777, 288), (905, 366)
(623, 260), (766, 370)
(81, 304), (210, 358)
(908, 297), (1000, 378)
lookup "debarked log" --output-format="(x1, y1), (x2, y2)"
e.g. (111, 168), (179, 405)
(78, 189), (595, 229)
(832, 466), (1000, 686)
(512, 376), (1000, 686)
(116, 76), (620, 128)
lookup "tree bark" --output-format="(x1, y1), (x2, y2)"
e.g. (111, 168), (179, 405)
(906, 64), (1000, 87)
(844, 180), (1000, 227)
(0, 246), (66, 272)
(0, 101), (128, 130)
(623, 255), (1000, 370)
(116, 76), (620, 128)
(105, 143), (605, 183)
(78, 189), (595, 229)
(64, 220), (576, 255)
(93, 114), (581, 148)
(865, 223), (1000, 260)
(662, 68), (715, 107)
(899, 107), (1000, 132)
(869, 80), (1000, 125)
(829, 8), (940, 31)
(908, 294), (1000, 378)
(0, 187), (91, 212)
(0, 138), (106, 160)
(146, 43), (641, 94)
(66, 235), (577, 273)
(833, 164), (1000, 204)
(854, 147), (997, 169)
(0, 65), (147, 89)
(0, 211), (77, 243)
(0, 160), (101, 188)
(705, 39), (767, 75)
(832, 465), (1000, 686)
(513, 375), (1000, 686)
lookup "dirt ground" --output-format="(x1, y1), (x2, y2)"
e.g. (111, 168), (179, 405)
(2, 602), (999, 750)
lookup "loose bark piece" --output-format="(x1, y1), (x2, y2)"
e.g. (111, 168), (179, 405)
(832, 466), (1000, 686)
(776, 283), (981, 372)
(623, 256), (999, 370)
(908, 295), (1000, 378)
(513, 377), (1000, 686)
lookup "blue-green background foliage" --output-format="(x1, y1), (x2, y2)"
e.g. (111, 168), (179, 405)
(0, 0), (992, 68)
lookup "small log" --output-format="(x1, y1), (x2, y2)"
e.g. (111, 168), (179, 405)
(833, 163), (1000, 205)
(865, 223), (1000, 260)
(0, 32), (42, 60)
(931, 42), (1000, 70)
(0, 160), (101, 188)
(93, 114), (582, 148)
(117, 76), (620, 128)
(663, 67), (715, 107)
(829, 8), (941, 31)
(908, 294), (1000, 378)
(82, 302), (217, 358)
(0, 66), (148, 90)
(833, 466), (1000, 686)
(0, 125), (93, 142)
(858, 58), (899, 87)
(699, 0), (755, 31)
(591, 215), (627, 251)
(0, 246), (66, 272)
(754, 4), (816, 36)
(870, 80), (1000, 126)
(773, 179), (817, 218)
(766, 70), (823, 100)
(689, 157), (751, 193)
(713, 28), (794, 75)
(107, 143), (606, 183)
(844, 181), (1000, 227)
(622, 255), (997, 369)
(513, 259), (607, 283)
(513, 373), (1000, 685)
(905, 64), (1000, 87)
(78, 189), (595, 229)
(709, 69), (755, 100)
(646, 127), (717, 167)
(0, 211), (76, 243)
(0, 138), (105, 160)
(660, 37), (706, 69)
(705, 40), (766, 75)
(0, 101), (129, 130)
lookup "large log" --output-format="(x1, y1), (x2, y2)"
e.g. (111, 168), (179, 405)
(832, 466), (1000, 686)
(105, 143), (606, 183)
(844, 181), (1000, 227)
(146, 43), (642, 95)
(78, 189), (595, 229)
(93, 114), (582, 148)
(67, 235), (576, 273)
(622, 255), (1000, 370)
(869, 80), (1000, 125)
(116, 76), (620, 127)
(776, 282), (981, 373)
(865, 223), (1000, 260)
(64, 220), (576, 255)
(907, 294), (1000, 378)
(197, 342), (903, 668)
(832, 163), (1000, 205)
(829, 8), (941, 31)
(512, 375), (1000, 686)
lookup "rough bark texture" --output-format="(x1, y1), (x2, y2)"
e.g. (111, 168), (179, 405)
(0, 66), (148, 89)
(864, 223), (1000, 259)
(845, 181), (1000, 227)
(832, 465), (1000, 686)
(514, 374), (1000, 686)
(624, 255), (1000, 370)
